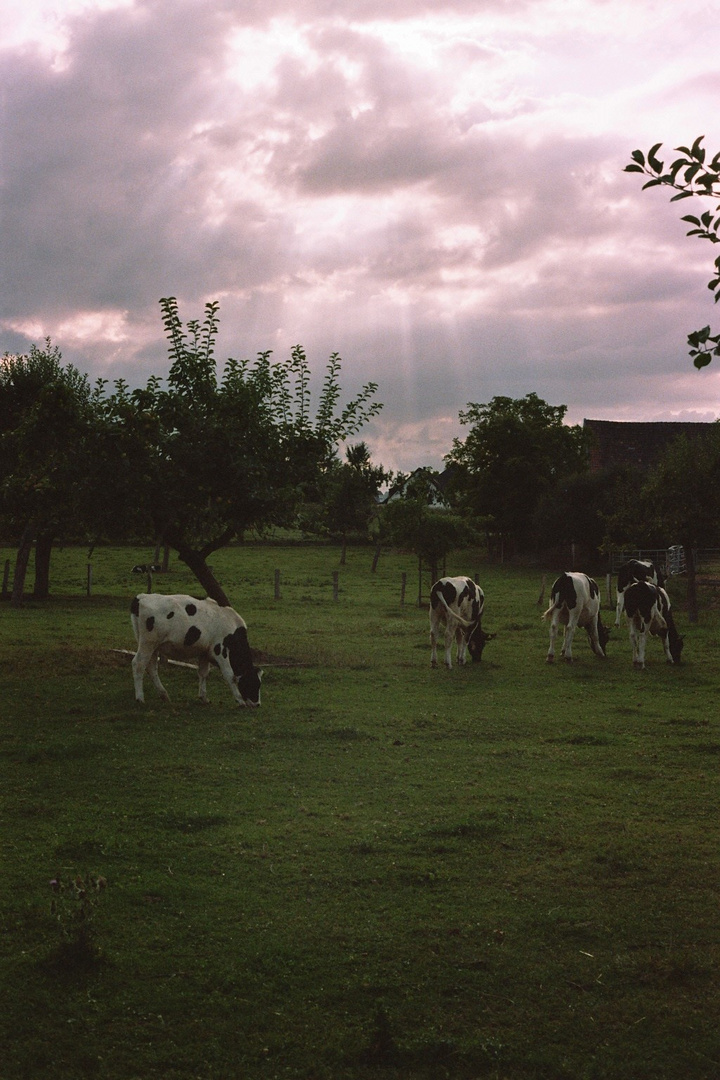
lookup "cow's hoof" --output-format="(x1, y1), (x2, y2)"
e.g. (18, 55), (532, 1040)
(546, 656), (554, 664)
(633, 661), (644, 670)
(431, 660), (437, 669)
(563, 657), (573, 664)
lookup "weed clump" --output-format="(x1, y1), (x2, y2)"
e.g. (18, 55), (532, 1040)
(48, 872), (107, 971)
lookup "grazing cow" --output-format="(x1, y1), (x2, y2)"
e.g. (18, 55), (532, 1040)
(623, 580), (684, 669)
(615, 558), (666, 627)
(543, 572), (609, 663)
(130, 593), (262, 706)
(429, 576), (495, 669)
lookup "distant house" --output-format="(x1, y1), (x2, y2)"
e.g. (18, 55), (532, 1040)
(380, 465), (458, 508)
(583, 419), (718, 474)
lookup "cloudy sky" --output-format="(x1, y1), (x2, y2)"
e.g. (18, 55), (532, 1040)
(3, 0), (720, 471)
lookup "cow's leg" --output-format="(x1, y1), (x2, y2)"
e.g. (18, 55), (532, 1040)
(630, 622), (645, 669)
(615, 592), (624, 628)
(197, 658), (210, 703)
(656, 628), (674, 664)
(429, 613), (440, 668)
(131, 650), (146, 702)
(147, 653), (170, 700)
(561, 618), (578, 662)
(456, 626), (468, 665)
(650, 615), (673, 663)
(132, 647), (169, 702)
(444, 623), (455, 669)
(546, 613), (558, 663)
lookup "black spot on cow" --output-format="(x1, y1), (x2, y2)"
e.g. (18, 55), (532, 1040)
(184, 626), (202, 647)
(145, 616), (155, 632)
(130, 596), (140, 617)
(438, 580), (458, 609)
(551, 573), (579, 610)
(214, 643), (222, 655)
(167, 611), (174, 619)
(185, 603), (197, 616)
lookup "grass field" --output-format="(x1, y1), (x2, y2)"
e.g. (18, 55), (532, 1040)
(1, 543), (719, 1079)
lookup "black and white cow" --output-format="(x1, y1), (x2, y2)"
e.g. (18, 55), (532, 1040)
(623, 580), (684, 669)
(429, 576), (495, 669)
(543, 572), (610, 663)
(615, 558), (666, 627)
(130, 594), (262, 706)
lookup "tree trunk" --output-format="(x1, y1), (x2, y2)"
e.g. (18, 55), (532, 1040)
(167, 531), (234, 607)
(33, 532), (55, 599)
(11, 525), (35, 608)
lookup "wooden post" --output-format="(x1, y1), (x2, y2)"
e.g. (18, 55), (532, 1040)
(371, 542), (381, 573)
(332, 570), (339, 601)
(87, 563), (93, 597)
(1, 559), (9, 599)
(274, 569), (281, 600)
(606, 573), (612, 609)
(537, 573), (546, 607)
(401, 572), (407, 606)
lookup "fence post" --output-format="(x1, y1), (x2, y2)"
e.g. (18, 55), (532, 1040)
(274, 569), (281, 600)
(371, 542), (381, 573)
(400, 572), (407, 606)
(86, 563), (93, 597)
(332, 570), (339, 601)
(1, 559), (10, 599)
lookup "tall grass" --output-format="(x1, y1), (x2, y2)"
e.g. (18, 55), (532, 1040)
(1, 544), (718, 1079)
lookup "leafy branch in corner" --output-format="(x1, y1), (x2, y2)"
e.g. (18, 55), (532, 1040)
(625, 136), (720, 367)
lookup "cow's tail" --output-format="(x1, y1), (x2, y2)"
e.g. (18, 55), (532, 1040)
(434, 591), (477, 629)
(542, 596), (564, 621)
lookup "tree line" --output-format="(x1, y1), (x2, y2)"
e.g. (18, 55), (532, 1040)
(3, 298), (720, 609)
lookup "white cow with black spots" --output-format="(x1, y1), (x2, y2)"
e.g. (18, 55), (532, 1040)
(543, 572), (610, 663)
(130, 593), (262, 706)
(429, 576), (495, 669)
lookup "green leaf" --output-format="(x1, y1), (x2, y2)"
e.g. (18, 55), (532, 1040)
(693, 352), (712, 369)
(670, 191), (695, 201)
(681, 215), (702, 225)
(691, 135), (706, 161)
(630, 149), (645, 165)
(641, 177), (663, 189)
(648, 143), (664, 171)
(624, 163), (645, 173)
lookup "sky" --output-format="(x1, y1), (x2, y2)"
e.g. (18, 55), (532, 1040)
(3, 0), (720, 473)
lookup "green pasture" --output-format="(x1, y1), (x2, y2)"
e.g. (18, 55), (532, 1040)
(1, 544), (719, 1079)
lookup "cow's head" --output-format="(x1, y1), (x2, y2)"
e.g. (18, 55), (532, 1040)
(597, 618), (611, 654)
(225, 626), (263, 706)
(467, 626), (496, 662)
(237, 666), (263, 707)
(668, 630), (684, 665)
